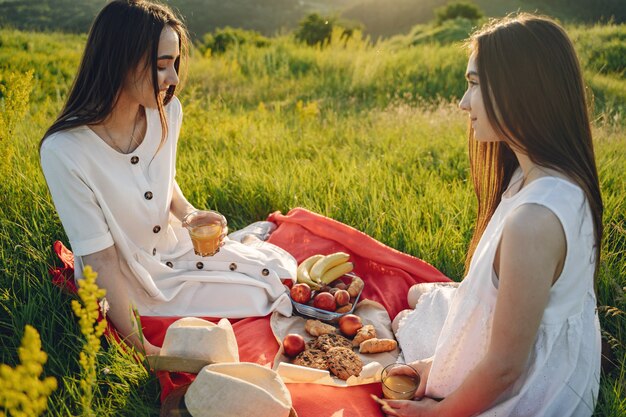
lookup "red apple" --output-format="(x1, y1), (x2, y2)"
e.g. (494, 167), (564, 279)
(338, 314), (363, 337)
(313, 292), (336, 311)
(334, 289), (350, 307)
(283, 334), (306, 357)
(290, 283), (312, 304)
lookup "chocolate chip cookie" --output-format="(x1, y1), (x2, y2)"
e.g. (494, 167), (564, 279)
(293, 348), (328, 371)
(311, 333), (352, 352)
(326, 347), (363, 380)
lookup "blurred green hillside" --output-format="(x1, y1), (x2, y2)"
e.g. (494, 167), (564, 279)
(0, 0), (623, 40)
(2, 18), (623, 120)
(343, 0), (626, 38)
(0, 0), (357, 38)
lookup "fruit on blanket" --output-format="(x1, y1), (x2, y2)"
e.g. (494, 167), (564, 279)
(320, 285), (333, 293)
(283, 334), (306, 357)
(334, 289), (350, 307)
(290, 283), (312, 304)
(297, 253), (356, 293)
(319, 262), (354, 285)
(339, 314), (363, 337)
(313, 292), (336, 311)
(297, 254), (324, 288)
(333, 281), (348, 291)
(310, 252), (350, 282)
(347, 276), (364, 298)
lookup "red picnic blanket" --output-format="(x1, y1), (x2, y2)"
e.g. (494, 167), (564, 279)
(51, 207), (450, 417)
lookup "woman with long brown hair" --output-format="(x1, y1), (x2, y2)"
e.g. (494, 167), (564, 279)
(388, 14), (602, 416)
(40, 0), (296, 355)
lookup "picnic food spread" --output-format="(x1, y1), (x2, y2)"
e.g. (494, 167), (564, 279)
(277, 252), (400, 384)
(282, 316), (397, 380)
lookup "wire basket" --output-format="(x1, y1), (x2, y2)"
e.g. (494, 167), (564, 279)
(289, 273), (363, 322)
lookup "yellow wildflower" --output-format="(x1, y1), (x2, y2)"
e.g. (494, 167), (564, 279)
(71, 265), (107, 416)
(0, 325), (57, 416)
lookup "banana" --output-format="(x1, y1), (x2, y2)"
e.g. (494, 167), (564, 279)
(298, 275), (321, 290)
(319, 262), (354, 285)
(297, 254), (324, 289)
(309, 252), (350, 282)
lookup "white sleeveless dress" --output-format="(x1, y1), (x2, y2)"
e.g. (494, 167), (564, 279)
(397, 172), (601, 416)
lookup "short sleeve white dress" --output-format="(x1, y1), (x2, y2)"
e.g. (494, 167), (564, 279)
(40, 97), (296, 318)
(396, 171), (601, 416)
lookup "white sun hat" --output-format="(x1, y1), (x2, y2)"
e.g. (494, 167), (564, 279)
(159, 317), (239, 364)
(184, 362), (293, 417)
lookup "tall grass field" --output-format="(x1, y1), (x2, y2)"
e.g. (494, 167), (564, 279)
(0, 22), (624, 416)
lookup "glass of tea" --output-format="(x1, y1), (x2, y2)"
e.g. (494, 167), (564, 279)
(182, 210), (227, 257)
(381, 363), (420, 400)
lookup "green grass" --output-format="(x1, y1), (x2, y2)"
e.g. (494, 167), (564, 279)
(0, 26), (624, 416)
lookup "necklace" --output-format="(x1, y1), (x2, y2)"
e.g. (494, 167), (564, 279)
(102, 107), (143, 154)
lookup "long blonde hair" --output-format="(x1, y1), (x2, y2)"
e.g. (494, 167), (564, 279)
(465, 14), (603, 280)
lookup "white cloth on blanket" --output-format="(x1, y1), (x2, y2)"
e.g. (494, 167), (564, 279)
(394, 285), (456, 363)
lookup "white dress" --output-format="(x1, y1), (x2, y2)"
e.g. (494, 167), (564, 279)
(397, 171), (601, 416)
(40, 97), (296, 318)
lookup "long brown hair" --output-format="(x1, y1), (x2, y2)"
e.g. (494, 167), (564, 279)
(40, 0), (188, 148)
(464, 14), (603, 280)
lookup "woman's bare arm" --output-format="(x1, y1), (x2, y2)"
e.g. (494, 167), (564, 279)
(431, 203), (566, 416)
(81, 245), (161, 355)
(170, 180), (196, 222)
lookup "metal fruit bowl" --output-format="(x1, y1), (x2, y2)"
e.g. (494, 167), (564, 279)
(289, 273), (363, 322)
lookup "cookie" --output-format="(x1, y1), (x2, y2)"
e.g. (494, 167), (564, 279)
(293, 348), (328, 371)
(326, 347), (363, 380)
(311, 333), (352, 352)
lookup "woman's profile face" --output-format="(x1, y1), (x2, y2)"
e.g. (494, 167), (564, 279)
(459, 53), (501, 142)
(124, 25), (180, 108)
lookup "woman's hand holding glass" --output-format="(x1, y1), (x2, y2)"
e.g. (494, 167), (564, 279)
(375, 358), (436, 417)
(182, 210), (228, 256)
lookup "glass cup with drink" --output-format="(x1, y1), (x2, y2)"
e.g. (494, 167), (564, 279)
(381, 363), (420, 400)
(182, 210), (228, 257)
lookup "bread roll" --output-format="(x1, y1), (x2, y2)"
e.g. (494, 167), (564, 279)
(359, 338), (397, 354)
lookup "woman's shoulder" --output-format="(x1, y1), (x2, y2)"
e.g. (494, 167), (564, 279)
(165, 95), (182, 117)
(510, 176), (589, 238)
(166, 94), (181, 108)
(523, 175), (585, 205)
(506, 203), (564, 240)
(40, 127), (94, 167)
(41, 126), (91, 151)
